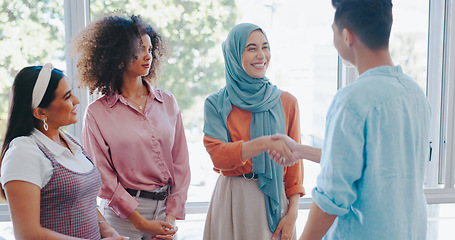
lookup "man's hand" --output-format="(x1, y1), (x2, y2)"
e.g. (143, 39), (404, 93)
(268, 134), (321, 165)
(268, 134), (302, 166)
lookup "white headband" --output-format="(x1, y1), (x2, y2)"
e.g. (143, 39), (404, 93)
(32, 63), (54, 109)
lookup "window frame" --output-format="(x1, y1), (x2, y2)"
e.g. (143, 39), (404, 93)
(0, 0), (454, 221)
(65, 0), (91, 141)
(424, 0), (455, 203)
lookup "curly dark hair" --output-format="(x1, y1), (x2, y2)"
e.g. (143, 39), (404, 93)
(72, 14), (167, 95)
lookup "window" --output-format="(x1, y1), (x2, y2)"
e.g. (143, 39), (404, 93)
(236, 0), (338, 197)
(0, 0), (66, 236)
(0, 0), (455, 239)
(88, 0), (236, 203)
(424, 0), (455, 200)
(88, 0), (338, 202)
(0, 0), (66, 145)
(389, 0), (429, 92)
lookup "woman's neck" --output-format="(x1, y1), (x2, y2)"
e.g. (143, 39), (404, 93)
(39, 128), (63, 145)
(121, 76), (147, 97)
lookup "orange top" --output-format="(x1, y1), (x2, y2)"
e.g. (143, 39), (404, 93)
(204, 91), (305, 198)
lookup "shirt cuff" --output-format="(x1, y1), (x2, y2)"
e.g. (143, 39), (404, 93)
(108, 186), (139, 219)
(312, 187), (349, 216)
(166, 196), (185, 220)
(285, 184), (305, 198)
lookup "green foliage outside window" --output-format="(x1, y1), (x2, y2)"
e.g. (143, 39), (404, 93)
(0, 0), (237, 143)
(91, 0), (236, 139)
(0, 0), (65, 143)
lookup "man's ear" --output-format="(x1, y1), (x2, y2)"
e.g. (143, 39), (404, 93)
(32, 107), (46, 121)
(343, 28), (356, 47)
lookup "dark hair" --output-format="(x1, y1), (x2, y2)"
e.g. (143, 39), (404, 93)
(0, 66), (64, 199)
(72, 14), (167, 95)
(332, 0), (393, 50)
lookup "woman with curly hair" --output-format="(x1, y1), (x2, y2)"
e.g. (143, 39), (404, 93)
(72, 14), (190, 240)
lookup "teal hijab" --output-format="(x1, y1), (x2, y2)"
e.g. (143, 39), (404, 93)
(203, 23), (285, 233)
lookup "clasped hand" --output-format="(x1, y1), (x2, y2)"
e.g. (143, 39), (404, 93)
(138, 219), (177, 240)
(267, 134), (302, 166)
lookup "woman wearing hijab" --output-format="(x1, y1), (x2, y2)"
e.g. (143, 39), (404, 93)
(202, 23), (304, 240)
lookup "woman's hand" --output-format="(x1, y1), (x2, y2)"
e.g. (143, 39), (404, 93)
(271, 209), (297, 240)
(272, 194), (299, 240)
(267, 134), (301, 166)
(136, 219), (177, 237)
(241, 135), (295, 163)
(128, 210), (177, 238)
(268, 134), (322, 165)
(99, 221), (124, 239)
(98, 210), (124, 239)
(266, 135), (298, 164)
(153, 215), (178, 240)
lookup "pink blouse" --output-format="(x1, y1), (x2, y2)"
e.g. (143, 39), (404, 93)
(82, 83), (190, 220)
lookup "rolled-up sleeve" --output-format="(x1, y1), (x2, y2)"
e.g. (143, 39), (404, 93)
(312, 104), (365, 216)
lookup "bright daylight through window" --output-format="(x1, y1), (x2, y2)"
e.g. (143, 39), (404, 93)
(0, 0), (454, 240)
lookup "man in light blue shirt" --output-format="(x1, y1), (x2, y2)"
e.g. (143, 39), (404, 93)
(309, 63), (430, 239)
(269, 0), (431, 239)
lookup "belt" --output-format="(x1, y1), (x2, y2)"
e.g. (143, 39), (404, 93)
(126, 188), (168, 200)
(236, 172), (259, 180)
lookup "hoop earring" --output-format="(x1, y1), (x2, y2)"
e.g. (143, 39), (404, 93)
(43, 119), (48, 131)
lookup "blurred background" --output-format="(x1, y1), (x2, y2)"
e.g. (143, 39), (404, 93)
(0, 0), (453, 239)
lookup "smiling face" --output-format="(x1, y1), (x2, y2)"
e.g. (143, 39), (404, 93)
(241, 30), (271, 78)
(125, 34), (153, 78)
(41, 77), (80, 129)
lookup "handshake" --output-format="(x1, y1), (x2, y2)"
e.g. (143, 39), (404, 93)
(266, 134), (321, 166)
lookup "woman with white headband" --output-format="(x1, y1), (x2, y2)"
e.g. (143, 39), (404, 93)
(0, 64), (125, 239)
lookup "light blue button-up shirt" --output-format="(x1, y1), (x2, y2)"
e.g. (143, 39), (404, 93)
(313, 65), (431, 239)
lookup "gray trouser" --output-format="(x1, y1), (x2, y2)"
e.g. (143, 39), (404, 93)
(99, 195), (167, 240)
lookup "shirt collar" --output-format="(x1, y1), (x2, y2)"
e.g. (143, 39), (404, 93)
(105, 81), (163, 108)
(358, 65), (403, 81)
(31, 128), (81, 157)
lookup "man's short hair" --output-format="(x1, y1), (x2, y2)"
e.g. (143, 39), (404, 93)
(332, 0), (393, 50)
